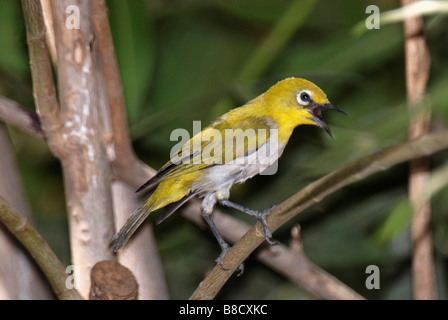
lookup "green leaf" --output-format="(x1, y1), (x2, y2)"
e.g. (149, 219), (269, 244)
(108, 0), (156, 124)
(373, 198), (412, 246)
(217, 0), (291, 23)
(0, 1), (28, 76)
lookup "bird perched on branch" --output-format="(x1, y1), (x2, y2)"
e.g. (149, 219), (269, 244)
(111, 77), (345, 271)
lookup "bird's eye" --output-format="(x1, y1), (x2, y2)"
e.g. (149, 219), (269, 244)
(296, 90), (312, 105)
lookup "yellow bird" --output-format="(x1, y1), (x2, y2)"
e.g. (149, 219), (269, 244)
(111, 77), (345, 269)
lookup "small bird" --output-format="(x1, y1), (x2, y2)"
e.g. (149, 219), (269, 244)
(111, 77), (345, 269)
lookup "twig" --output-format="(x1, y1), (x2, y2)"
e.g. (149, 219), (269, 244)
(39, 0), (57, 65)
(417, 161), (448, 208)
(0, 96), (43, 138)
(189, 130), (448, 300)
(182, 202), (364, 300)
(401, 0), (436, 300)
(89, 0), (153, 187)
(21, 0), (61, 143)
(0, 195), (83, 300)
(289, 225), (303, 254)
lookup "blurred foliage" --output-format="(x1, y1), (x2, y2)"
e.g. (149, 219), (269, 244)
(1, 0), (448, 299)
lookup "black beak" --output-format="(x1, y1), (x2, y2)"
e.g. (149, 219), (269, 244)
(309, 103), (346, 139)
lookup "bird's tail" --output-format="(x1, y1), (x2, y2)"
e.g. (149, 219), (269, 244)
(110, 177), (195, 252)
(110, 203), (152, 252)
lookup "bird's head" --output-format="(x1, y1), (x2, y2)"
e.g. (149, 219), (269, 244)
(265, 77), (346, 138)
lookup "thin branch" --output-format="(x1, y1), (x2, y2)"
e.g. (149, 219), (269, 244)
(417, 161), (448, 208)
(189, 130), (448, 300)
(0, 96), (43, 138)
(0, 195), (83, 300)
(89, 0), (153, 187)
(401, 0), (436, 300)
(181, 201), (364, 300)
(21, 0), (61, 143)
(39, 0), (57, 65)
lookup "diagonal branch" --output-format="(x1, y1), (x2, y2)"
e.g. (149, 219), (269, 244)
(0, 124), (53, 299)
(0, 96), (43, 138)
(182, 200), (365, 300)
(0, 195), (83, 300)
(39, 0), (57, 65)
(189, 130), (448, 300)
(89, 0), (153, 187)
(21, 0), (61, 143)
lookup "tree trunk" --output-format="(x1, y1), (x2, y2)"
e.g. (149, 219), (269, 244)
(50, 0), (115, 297)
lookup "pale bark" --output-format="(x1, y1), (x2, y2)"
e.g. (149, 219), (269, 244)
(112, 181), (169, 299)
(49, 0), (115, 297)
(89, 0), (169, 298)
(0, 125), (53, 299)
(39, 0), (57, 65)
(401, 0), (437, 300)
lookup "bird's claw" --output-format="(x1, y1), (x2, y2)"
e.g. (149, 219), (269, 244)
(215, 243), (230, 271)
(215, 243), (245, 276)
(257, 205), (279, 246)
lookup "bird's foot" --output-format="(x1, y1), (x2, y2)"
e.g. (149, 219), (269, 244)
(217, 199), (279, 246)
(256, 205), (279, 246)
(215, 243), (245, 276)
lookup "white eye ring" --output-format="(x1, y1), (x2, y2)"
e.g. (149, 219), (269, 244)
(296, 90), (312, 105)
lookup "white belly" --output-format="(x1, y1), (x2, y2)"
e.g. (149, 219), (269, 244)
(193, 136), (286, 213)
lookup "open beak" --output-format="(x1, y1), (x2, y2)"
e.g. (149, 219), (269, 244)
(308, 103), (346, 139)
